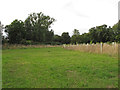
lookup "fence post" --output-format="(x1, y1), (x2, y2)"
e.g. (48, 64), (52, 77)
(101, 42), (103, 54)
(114, 42), (116, 50)
(87, 43), (88, 52)
(63, 44), (66, 48)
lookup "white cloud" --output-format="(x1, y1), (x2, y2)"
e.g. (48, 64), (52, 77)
(0, 0), (119, 36)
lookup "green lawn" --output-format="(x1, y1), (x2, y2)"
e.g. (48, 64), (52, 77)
(2, 47), (118, 88)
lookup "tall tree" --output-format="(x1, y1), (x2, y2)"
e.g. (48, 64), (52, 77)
(73, 29), (80, 36)
(5, 19), (25, 44)
(61, 32), (71, 44)
(89, 24), (114, 43)
(24, 12), (55, 43)
(71, 29), (80, 44)
(89, 27), (98, 43)
(112, 21), (120, 42)
(80, 33), (90, 44)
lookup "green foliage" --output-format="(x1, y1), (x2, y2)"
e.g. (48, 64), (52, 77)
(61, 32), (71, 44)
(71, 35), (79, 44)
(5, 12), (55, 45)
(5, 19), (25, 44)
(89, 24), (112, 43)
(53, 35), (62, 45)
(71, 29), (80, 44)
(112, 21), (120, 42)
(80, 33), (90, 44)
(88, 23), (120, 43)
(3, 12), (120, 45)
(71, 23), (120, 44)
(24, 12), (55, 42)
(73, 29), (80, 36)
(50, 41), (62, 45)
(90, 41), (93, 44)
(53, 35), (62, 43)
(71, 30), (90, 44)
(20, 39), (26, 45)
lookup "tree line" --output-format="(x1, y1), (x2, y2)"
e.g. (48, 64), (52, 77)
(71, 23), (120, 44)
(1, 12), (120, 45)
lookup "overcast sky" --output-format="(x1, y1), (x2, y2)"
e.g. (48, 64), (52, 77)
(0, 0), (119, 36)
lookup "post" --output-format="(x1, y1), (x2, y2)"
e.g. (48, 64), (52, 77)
(63, 44), (66, 48)
(100, 42), (103, 54)
(87, 43), (88, 52)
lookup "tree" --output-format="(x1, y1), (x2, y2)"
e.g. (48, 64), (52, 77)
(89, 24), (115, 43)
(53, 34), (62, 43)
(71, 35), (78, 44)
(80, 33), (90, 44)
(61, 32), (71, 44)
(73, 29), (80, 36)
(89, 27), (98, 43)
(24, 12), (55, 43)
(112, 21), (120, 42)
(95, 25), (108, 42)
(45, 29), (54, 42)
(71, 29), (80, 44)
(5, 19), (25, 44)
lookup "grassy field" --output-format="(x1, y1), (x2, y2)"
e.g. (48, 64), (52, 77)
(2, 47), (118, 88)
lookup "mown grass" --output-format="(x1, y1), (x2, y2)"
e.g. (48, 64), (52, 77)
(2, 47), (118, 88)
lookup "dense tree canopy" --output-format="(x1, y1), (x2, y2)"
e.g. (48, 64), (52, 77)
(71, 29), (80, 44)
(5, 12), (55, 44)
(2, 12), (120, 45)
(71, 22), (120, 44)
(112, 21), (120, 42)
(61, 32), (71, 44)
(5, 20), (24, 44)
(73, 29), (80, 36)
(89, 25), (112, 43)
(53, 35), (62, 43)
(24, 12), (55, 42)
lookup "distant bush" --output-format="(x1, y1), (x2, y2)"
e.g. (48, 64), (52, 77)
(20, 40), (62, 45)
(43, 42), (62, 45)
(51, 42), (62, 45)
(20, 40), (33, 45)
(20, 39), (26, 44)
